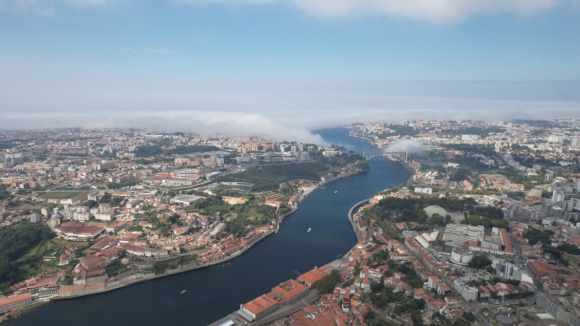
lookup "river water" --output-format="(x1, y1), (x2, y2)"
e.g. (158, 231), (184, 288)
(9, 127), (409, 326)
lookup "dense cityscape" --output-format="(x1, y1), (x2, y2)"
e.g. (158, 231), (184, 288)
(0, 119), (578, 325)
(1, 0), (579, 325)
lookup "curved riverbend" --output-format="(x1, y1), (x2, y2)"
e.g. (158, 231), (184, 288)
(8, 127), (409, 326)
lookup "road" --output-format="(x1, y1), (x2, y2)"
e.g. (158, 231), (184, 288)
(207, 290), (320, 326)
(250, 290), (320, 326)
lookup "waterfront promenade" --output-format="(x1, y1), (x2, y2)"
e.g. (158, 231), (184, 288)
(31, 171), (352, 305)
(347, 198), (370, 242)
(54, 229), (276, 300)
(206, 199), (372, 326)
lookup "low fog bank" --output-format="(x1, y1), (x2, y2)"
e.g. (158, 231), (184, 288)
(384, 140), (425, 154)
(1, 80), (579, 144)
(0, 110), (329, 145)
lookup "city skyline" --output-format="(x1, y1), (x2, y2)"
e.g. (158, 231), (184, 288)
(1, 0), (579, 142)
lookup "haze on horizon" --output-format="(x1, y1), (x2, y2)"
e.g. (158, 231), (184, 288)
(0, 0), (579, 144)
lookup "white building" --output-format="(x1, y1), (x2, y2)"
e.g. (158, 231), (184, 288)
(442, 223), (485, 243)
(170, 195), (205, 206)
(414, 187), (433, 194)
(210, 222), (226, 238)
(73, 212), (90, 221)
(94, 212), (114, 222)
(29, 212), (42, 223)
(454, 280), (478, 302)
(450, 247), (474, 265)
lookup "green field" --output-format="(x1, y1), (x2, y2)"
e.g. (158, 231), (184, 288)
(39, 191), (89, 201)
(218, 163), (327, 192)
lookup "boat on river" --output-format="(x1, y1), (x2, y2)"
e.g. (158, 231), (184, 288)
(180, 290), (187, 294)
(307, 228), (312, 233)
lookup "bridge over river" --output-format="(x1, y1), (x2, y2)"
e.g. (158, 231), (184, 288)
(362, 151), (408, 162)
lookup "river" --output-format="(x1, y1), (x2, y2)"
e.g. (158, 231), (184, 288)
(8, 127), (409, 326)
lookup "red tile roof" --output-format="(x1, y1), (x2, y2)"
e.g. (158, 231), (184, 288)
(272, 279), (308, 299)
(298, 268), (327, 285)
(0, 293), (31, 306)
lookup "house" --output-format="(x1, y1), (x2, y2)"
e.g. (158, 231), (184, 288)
(272, 280), (309, 304)
(427, 276), (441, 290)
(0, 293), (32, 313)
(298, 267), (329, 288)
(240, 292), (284, 321)
(265, 200), (282, 208)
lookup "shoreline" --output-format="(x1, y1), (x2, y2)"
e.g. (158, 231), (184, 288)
(8, 166), (365, 317)
(54, 227), (277, 300)
(208, 196), (376, 326)
(347, 198), (371, 243)
(208, 163), (407, 326)
(348, 130), (376, 145)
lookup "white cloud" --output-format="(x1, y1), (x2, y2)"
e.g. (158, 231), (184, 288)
(0, 0), (114, 15)
(3, 0), (575, 21)
(1, 79), (579, 144)
(385, 140), (424, 154)
(0, 109), (329, 144)
(176, 0), (576, 23)
(0, 0), (56, 16)
(63, 0), (112, 6)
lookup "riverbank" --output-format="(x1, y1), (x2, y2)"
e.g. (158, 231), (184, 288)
(207, 197), (374, 326)
(348, 129), (415, 178)
(8, 127), (411, 326)
(348, 130), (380, 147)
(6, 168), (364, 317)
(385, 153), (416, 177)
(54, 228), (277, 300)
(347, 198), (371, 242)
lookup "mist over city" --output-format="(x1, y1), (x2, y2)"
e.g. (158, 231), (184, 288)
(1, 80), (579, 144)
(0, 1), (579, 326)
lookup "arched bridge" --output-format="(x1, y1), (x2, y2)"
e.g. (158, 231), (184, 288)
(362, 151), (408, 162)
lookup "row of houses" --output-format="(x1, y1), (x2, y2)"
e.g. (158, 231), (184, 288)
(239, 265), (332, 321)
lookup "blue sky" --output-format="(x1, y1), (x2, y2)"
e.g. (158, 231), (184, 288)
(0, 0), (579, 141)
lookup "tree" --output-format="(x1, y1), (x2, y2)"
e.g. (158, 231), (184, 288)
(85, 200), (98, 209)
(468, 254), (492, 270)
(0, 221), (55, 286)
(100, 193), (112, 203)
(316, 269), (341, 293)
(463, 312), (475, 322)
(364, 310), (375, 320)
(356, 160), (370, 172)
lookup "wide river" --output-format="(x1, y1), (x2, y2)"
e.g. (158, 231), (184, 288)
(9, 127), (409, 326)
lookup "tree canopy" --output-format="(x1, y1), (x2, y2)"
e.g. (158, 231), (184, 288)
(468, 254), (492, 269)
(0, 221), (55, 287)
(316, 269), (341, 293)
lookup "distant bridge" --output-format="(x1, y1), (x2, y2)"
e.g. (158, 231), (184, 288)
(361, 151), (408, 162)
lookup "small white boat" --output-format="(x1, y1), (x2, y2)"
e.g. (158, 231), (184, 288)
(180, 290), (187, 294)
(307, 228), (312, 233)
(334, 191), (338, 193)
